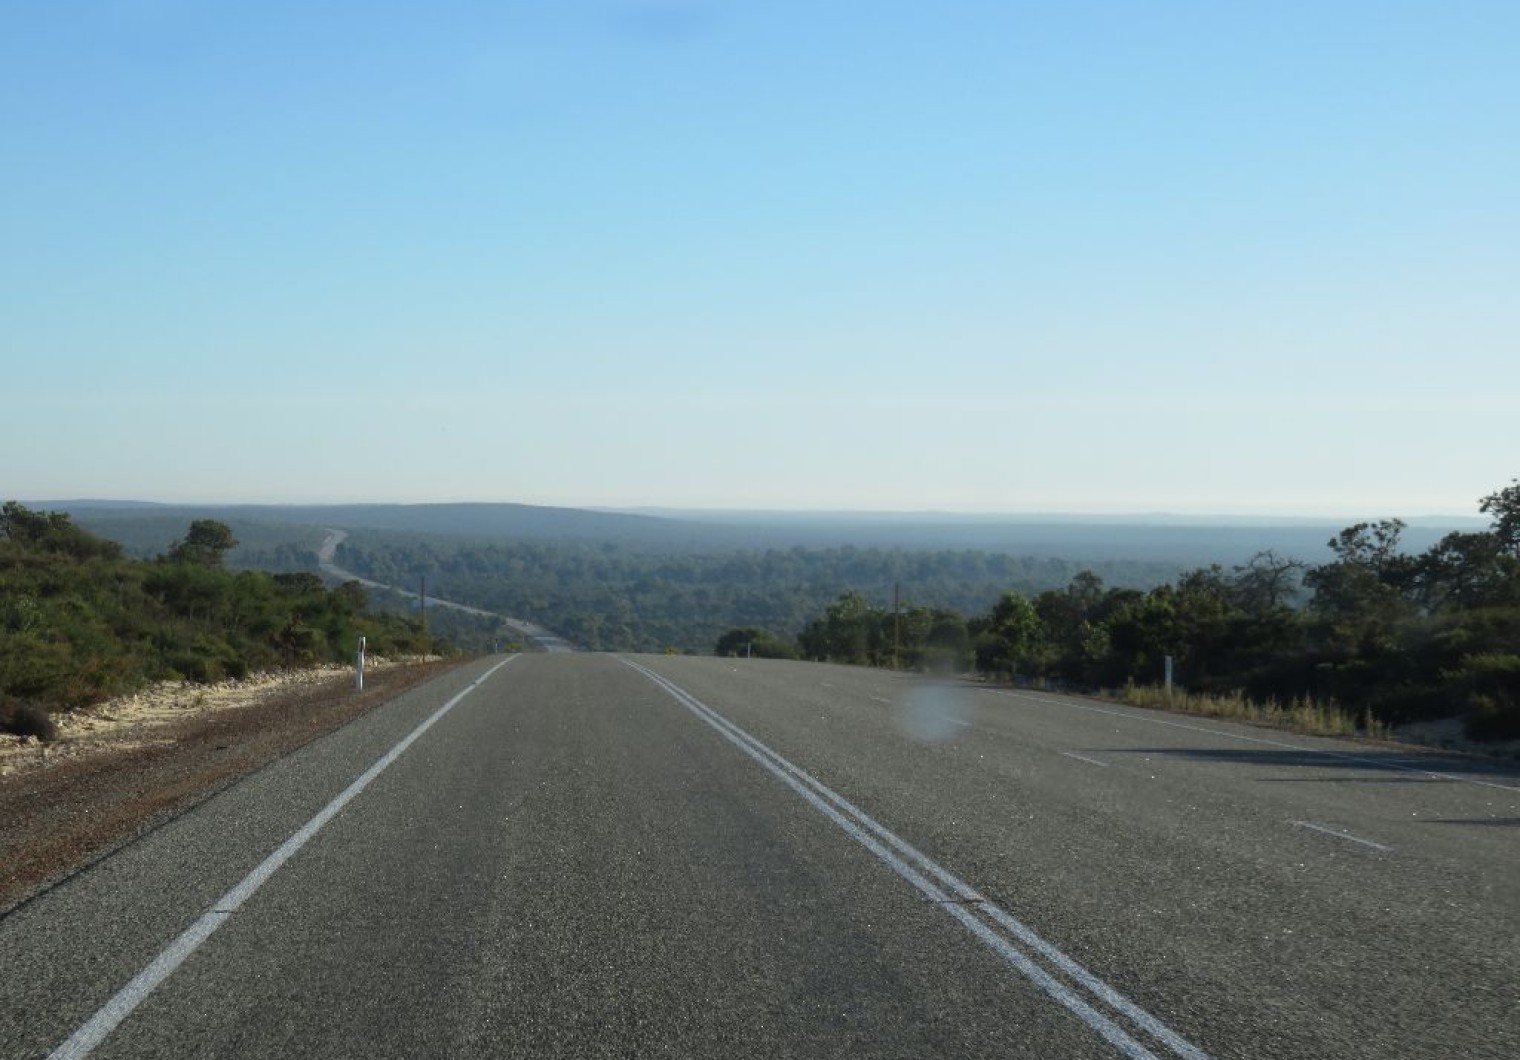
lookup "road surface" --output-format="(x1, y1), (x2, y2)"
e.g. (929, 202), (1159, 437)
(316, 529), (575, 652)
(4, 655), (1515, 1058)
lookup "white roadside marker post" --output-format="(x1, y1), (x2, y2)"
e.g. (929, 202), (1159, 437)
(356, 636), (367, 692)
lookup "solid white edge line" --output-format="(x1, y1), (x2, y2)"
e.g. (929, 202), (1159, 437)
(47, 656), (516, 1060)
(1291, 820), (1393, 853)
(985, 689), (1520, 794)
(1062, 751), (1110, 768)
(624, 659), (1212, 1060)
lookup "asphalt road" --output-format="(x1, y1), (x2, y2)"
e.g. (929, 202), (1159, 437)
(3, 655), (1515, 1058)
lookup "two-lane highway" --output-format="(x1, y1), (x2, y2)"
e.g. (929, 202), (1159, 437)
(3, 655), (1515, 1058)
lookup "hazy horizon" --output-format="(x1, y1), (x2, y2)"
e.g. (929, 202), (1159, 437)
(19, 495), (1492, 527)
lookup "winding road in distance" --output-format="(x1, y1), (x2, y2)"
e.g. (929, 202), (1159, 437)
(4, 655), (1516, 1058)
(315, 529), (575, 652)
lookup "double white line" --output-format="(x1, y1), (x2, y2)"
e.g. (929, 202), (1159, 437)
(624, 660), (1211, 1060)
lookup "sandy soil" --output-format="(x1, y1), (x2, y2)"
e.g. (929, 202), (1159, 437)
(0, 659), (426, 778)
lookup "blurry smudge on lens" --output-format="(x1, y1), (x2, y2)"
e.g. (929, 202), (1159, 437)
(896, 682), (972, 743)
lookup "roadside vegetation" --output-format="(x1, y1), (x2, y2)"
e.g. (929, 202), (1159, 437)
(23, 478), (1518, 749)
(1111, 684), (1386, 740)
(736, 480), (1520, 746)
(0, 502), (451, 733)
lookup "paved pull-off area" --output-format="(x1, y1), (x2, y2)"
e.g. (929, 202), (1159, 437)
(3, 655), (1516, 1058)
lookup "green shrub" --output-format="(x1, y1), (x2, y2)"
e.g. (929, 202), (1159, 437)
(1, 502), (454, 707)
(1458, 653), (1520, 740)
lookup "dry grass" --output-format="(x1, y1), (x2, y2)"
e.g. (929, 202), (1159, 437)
(1109, 682), (1388, 740)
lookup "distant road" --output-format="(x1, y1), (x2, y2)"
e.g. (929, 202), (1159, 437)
(6, 656), (1515, 1058)
(315, 529), (574, 652)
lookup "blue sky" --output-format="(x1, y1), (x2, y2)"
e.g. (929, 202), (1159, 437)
(4, 1), (1516, 515)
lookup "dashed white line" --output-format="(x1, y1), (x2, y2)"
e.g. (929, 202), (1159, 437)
(1062, 751), (1109, 768)
(47, 658), (516, 1060)
(1292, 820), (1392, 853)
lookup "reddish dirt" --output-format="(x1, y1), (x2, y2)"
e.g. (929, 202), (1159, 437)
(0, 660), (463, 916)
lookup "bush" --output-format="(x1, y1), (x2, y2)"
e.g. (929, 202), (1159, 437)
(2, 503), (453, 707)
(714, 627), (797, 659)
(1453, 653), (1520, 741)
(0, 696), (58, 741)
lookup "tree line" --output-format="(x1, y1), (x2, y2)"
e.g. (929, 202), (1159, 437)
(0, 503), (450, 720)
(332, 535), (1176, 654)
(748, 481), (1520, 742)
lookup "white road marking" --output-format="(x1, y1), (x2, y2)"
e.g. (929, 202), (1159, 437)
(1062, 751), (1109, 768)
(869, 695), (891, 704)
(983, 689), (1520, 794)
(47, 658), (516, 1060)
(626, 660), (1211, 1060)
(1292, 820), (1392, 853)
(949, 718), (974, 728)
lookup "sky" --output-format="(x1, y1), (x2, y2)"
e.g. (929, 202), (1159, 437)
(3, 0), (1517, 517)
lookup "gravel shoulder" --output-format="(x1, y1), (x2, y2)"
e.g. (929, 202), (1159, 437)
(0, 658), (465, 915)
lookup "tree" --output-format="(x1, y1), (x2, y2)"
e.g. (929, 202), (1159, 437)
(973, 591), (1042, 677)
(1410, 531), (1516, 612)
(1230, 551), (1306, 615)
(798, 592), (883, 664)
(1305, 520), (1416, 631)
(1479, 479), (1520, 558)
(1101, 588), (1181, 679)
(165, 520), (238, 568)
(1326, 519), (1410, 575)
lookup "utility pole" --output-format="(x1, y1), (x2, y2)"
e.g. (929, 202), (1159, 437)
(893, 581), (902, 670)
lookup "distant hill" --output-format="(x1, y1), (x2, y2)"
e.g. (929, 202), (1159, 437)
(40, 502), (713, 561)
(33, 499), (1486, 568)
(601, 514), (1479, 565)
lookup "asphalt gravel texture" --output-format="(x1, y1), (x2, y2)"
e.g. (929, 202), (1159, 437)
(3, 654), (1516, 1059)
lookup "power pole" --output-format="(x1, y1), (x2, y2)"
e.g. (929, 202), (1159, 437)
(893, 581), (902, 670)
